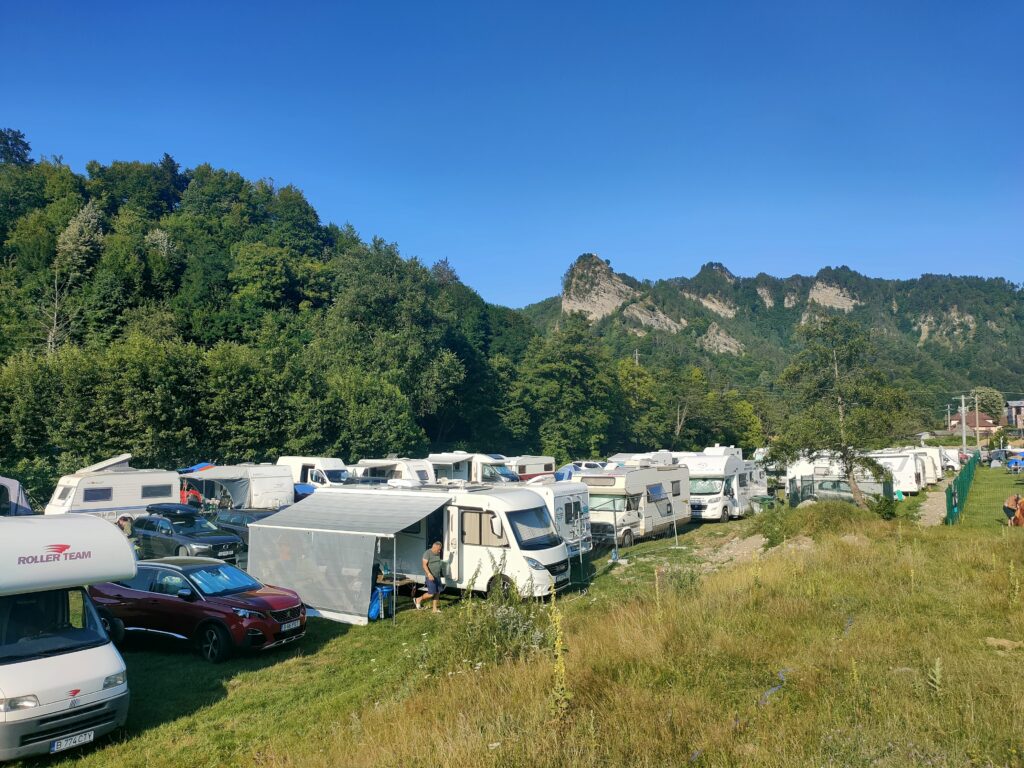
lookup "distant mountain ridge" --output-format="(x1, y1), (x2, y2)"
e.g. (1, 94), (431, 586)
(523, 254), (1024, 401)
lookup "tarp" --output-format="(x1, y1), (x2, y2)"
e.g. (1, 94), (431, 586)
(247, 491), (448, 625)
(181, 465), (293, 509)
(0, 476), (32, 516)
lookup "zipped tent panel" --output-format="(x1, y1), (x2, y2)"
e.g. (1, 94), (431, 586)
(247, 491), (448, 625)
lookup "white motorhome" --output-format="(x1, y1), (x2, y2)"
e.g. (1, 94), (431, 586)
(580, 465), (690, 547)
(502, 455), (556, 480)
(180, 465), (294, 509)
(906, 448), (940, 485)
(428, 452), (520, 484)
(349, 458), (435, 486)
(744, 460), (769, 498)
(606, 451), (677, 468)
(0, 515), (136, 760)
(673, 447), (749, 521)
(276, 456), (349, 488)
(337, 484), (571, 597)
(785, 454), (889, 504)
(867, 452), (923, 495)
(44, 454), (179, 521)
(523, 478), (592, 557)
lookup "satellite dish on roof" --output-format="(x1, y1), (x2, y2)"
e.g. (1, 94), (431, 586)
(78, 453), (133, 474)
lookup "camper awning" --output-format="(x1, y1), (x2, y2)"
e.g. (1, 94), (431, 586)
(247, 491), (449, 626)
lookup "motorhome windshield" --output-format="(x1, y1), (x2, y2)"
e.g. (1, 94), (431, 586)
(187, 564), (262, 596)
(170, 516), (219, 534)
(690, 478), (724, 495)
(0, 588), (108, 666)
(505, 506), (561, 550)
(589, 494), (641, 512)
(323, 470), (349, 483)
(481, 464), (519, 483)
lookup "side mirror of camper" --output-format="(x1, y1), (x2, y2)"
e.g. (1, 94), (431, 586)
(177, 587), (197, 601)
(490, 516), (503, 539)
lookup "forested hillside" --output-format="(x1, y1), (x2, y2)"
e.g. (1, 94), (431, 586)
(0, 131), (769, 501)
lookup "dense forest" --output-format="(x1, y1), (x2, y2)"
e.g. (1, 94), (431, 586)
(0, 131), (770, 501)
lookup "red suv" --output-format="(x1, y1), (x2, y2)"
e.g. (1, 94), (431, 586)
(89, 558), (306, 662)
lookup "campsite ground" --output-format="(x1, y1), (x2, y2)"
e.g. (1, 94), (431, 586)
(33, 467), (1024, 768)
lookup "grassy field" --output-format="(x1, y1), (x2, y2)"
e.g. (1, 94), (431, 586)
(29, 467), (1024, 768)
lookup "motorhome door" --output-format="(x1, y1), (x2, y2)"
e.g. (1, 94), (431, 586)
(445, 505), (460, 581)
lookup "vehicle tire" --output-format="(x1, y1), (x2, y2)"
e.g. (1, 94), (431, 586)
(197, 623), (232, 663)
(176, 546), (189, 557)
(486, 575), (514, 600)
(621, 529), (634, 548)
(98, 610), (125, 646)
(719, 508), (731, 523)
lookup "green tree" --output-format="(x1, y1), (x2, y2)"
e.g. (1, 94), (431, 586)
(970, 386), (1004, 422)
(0, 129), (32, 166)
(770, 316), (910, 507)
(43, 200), (103, 352)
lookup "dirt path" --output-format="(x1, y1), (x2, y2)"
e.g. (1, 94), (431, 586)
(919, 478), (951, 526)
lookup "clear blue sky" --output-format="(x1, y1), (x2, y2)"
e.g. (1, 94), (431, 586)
(6, 1), (1022, 306)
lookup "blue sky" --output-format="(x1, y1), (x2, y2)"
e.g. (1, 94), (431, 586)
(6, 1), (1022, 306)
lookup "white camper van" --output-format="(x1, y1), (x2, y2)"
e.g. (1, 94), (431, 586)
(867, 452), (923, 495)
(673, 447), (748, 521)
(501, 456), (556, 480)
(180, 465), (294, 509)
(0, 515), (136, 761)
(580, 465), (690, 547)
(606, 451), (677, 467)
(907, 449), (940, 486)
(524, 478), (592, 557)
(44, 455), (179, 521)
(276, 456), (349, 488)
(428, 452), (520, 484)
(349, 458), (435, 486)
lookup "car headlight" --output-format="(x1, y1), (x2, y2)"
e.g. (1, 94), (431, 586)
(523, 557), (547, 571)
(0, 695), (39, 712)
(192, 544), (213, 552)
(103, 672), (126, 689)
(232, 607), (265, 619)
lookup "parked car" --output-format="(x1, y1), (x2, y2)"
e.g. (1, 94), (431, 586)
(89, 558), (306, 662)
(211, 509), (278, 545)
(133, 508), (243, 563)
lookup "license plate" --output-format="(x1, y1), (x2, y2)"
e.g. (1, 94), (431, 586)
(557, 572), (569, 582)
(219, 550), (233, 557)
(50, 731), (94, 753)
(281, 619), (300, 631)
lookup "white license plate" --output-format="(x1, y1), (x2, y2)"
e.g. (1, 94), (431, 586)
(51, 731), (94, 753)
(281, 619), (300, 631)
(557, 572), (569, 582)
(219, 550), (234, 557)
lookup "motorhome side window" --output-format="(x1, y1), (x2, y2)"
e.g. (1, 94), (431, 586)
(544, 464), (553, 471)
(564, 502), (576, 524)
(141, 484), (173, 499)
(57, 485), (72, 500)
(738, 473), (748, 487)
(461, 510), (508, 547)
(626, 495), (641, 511)
(83, 487), (113, 502)
(671, 480), (681, 496)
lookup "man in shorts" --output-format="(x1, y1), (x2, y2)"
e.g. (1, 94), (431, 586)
(414, 541), (445, 613)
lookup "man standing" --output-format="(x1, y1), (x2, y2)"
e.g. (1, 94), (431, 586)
(414, 541), (445, 613)
(1003, 494), (1021, 521)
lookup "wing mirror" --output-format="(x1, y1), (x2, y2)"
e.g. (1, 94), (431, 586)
(490, 516), (503, 539)
(176, 588), (197, 601)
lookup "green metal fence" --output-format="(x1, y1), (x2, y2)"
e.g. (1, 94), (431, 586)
(944, 451), (980, 525)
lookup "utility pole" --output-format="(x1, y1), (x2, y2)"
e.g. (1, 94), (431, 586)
(960, 394), (968, 453)
(975, 391), (981, 451)
(946, 403), (951, 431)
(634, 348), (639, 367)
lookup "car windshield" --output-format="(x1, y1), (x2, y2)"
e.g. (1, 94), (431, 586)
(170, 516), (219, 534)
(323, 469), (349, 483)
(505, 506), (561, 551)
(690, 478), (724, 495)
(187, 564), (262, 596)
(481, 464), (519, 483)
(0, 588), (108, 666)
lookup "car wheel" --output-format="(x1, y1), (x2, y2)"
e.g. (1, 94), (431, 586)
(621, 529), (634, 548)
(197, 623), (232, 663)
(486, 575), (514, 600)
(98, 610), (125, 645)
(176, 546), (189, 557)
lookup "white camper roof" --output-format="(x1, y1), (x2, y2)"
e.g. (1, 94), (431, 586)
(675, 454), (736, 476)
(0, 515), (137, 596)
(277, 456), (347, 469)
(427, 452), (501, 466)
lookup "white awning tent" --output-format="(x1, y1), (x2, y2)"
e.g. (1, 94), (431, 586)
(247, 491), (447, 626)
(180, 465), (294, 509)
(0, 476), (32, 516)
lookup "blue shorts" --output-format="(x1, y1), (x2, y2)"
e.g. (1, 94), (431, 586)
(425, 577), (442, 595)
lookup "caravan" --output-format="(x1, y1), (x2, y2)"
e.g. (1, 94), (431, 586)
(523, 478), (593, 557)
(0, 515), (136, 760)
(606, 450), (677, 468)
(44, 455), (179, 521)
(180, 465), (294, 510)
(428, 452), (520, 484)
(580, 465), (689, 547)
(673, 447), (750, 521)
(866, 452), (923, 495)
(501, 456), (556, 480)
(349, 458), (435, 486)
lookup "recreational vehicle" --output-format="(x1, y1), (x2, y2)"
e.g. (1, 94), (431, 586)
(673, 447), (751, 521)
(606, 450), (677, 467)
(276, 456), (349, 488)
(180, 464), (294, 510)
(44, 454), (179, 521)
(580, 465), (689, 547)
(349, 458), (435, 486)
(428, 452), (520, 484)
(0, 515), (136, 760)
(866, 452), (923, 495)
(501, 456), (556, 480)
(523, 478), (593, 557)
